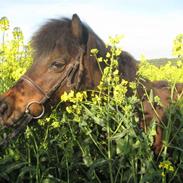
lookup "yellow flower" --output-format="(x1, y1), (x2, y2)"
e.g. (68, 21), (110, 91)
(66, 106), (73, 114)
(129, 82), (137, 90)
(76, 91), (87, 102)
(115, 48), (122, 56)
(61, 92), (69, 102)
(106, 52), (111, 58)
(25, 127), (31, 139)
(0, 17), (10, 31)
(169, 166), (174, 172)
(121, 80), (128, 86)
(159, 160), (174, 173)
(161, 172), (165, 177)
(92, 94), (101, 104)
(61, 90), (75, 102)
(68, 90), (75, 98)
(98, 57), (103, 62)
(51, 121), (60, 128)
(113, 69), (119, 75)
(90, 48), (98, 55)
(154, 96), (162, 107)
(108, 34), (124, 45)
(177, 60), (182, 67)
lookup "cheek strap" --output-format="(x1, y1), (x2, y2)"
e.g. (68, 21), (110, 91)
(66, 47), (85, 90)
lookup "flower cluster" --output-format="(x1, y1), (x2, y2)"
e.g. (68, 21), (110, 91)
(0, 17), (32, 92)
(139, 35), (183, 83)
(61, 91), (88, 122)
(159, 160), (174, 177)
(0, 17), (9, 31)
(173, 34), (183, 58)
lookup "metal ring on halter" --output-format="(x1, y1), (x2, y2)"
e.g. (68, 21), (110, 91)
(25, 101), (45, 119)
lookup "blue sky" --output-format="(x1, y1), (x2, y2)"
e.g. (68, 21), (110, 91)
(0, 0), (183, 59)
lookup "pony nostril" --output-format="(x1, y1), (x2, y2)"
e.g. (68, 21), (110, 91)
(0, 102), (8, 115)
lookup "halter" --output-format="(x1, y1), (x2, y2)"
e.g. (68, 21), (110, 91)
(22, 46), (85, 119)
(0, 47), (85, 147)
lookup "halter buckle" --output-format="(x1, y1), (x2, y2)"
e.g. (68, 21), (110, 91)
(25, 101), (45, 119)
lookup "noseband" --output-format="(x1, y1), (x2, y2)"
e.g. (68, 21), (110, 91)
(21, 47), (85, 119)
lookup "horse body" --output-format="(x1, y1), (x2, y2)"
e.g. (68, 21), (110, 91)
(138, 80), (183, 153)
(0, 14), (182, 155)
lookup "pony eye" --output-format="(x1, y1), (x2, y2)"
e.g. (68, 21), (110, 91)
(50, 60), (65, 71)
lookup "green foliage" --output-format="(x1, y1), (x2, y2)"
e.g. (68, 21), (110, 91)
(0, 17), (9, 31)
(0, 16), (32, 93)
(0, 18), (183, 183)
(139, 34), (183, 83)
(173, 34), (183, 59)
(138, 56), (183, 83)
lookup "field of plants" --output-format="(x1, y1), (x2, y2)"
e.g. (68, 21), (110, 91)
(0, 17), (183, 183)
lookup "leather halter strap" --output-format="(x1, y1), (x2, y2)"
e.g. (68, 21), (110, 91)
(21, 75), (50, 100)
(21, 47), (85, 119)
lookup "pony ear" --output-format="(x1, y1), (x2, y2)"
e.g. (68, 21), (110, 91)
(87, 32), (105, 57)
(71, 14), (83, 40)
(86, 32), (96, 53)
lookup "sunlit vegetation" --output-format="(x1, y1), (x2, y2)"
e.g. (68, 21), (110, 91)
(0, 17), (183, 183)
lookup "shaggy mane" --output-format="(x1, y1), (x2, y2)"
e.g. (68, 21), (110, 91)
(31, 17), (90, 58)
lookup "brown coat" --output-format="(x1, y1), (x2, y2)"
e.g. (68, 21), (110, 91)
(137, 80), (183, 154)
